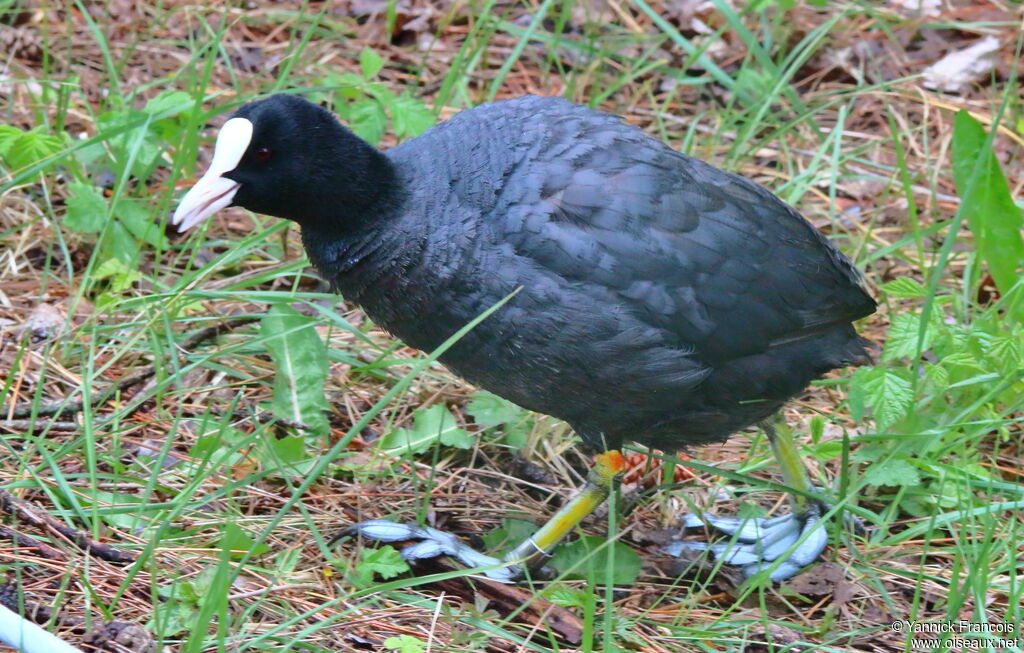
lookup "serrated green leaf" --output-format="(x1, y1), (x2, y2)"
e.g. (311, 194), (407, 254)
(100, 219), (141, 266)
(92, 257), (143, 292)
(923, 362), (949, 391)
(359, 47), (384, 79)
(883, 312), (938, 361)
(260, 305), (330, 437)
(390, 94), (435, 139)
(96, 109), (165, 180)
(879, 277), (927, 299)
(3, 126), (65, 179)
(0, 124), (22, 157)
(986, 332), (1023, 373)
(364, 81), (396, 105)
(380, 404), (473, 453)
(851, 442), (886, 463)
(859, 368), (913, 430)
(65, 181), (108, 233)
(348, 100), (387, 145)
(940, 351), (985, 370)
(114, 198), (169, 248)
(384, 635), (425, 653)
(864, 458), (921, 487)
(500, 421), (531, 448)
(809, 439), (844, 462)
(358, 545), (410, 580)
(440, 423), (474, 449)
(952, 110), (1024, 309)
(466, 391), (524, 427)
(542, 583), (591, 609)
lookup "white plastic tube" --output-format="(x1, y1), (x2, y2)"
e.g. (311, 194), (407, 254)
(0, 604), (84, 653)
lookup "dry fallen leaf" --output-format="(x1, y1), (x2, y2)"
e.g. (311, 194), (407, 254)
(922, 36), (1001, 93)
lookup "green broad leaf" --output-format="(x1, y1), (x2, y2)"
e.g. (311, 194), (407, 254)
(93, 257), (143, 292)
(65, 181), (108, 233)
(940, 350), (985, 370)
(923, 362), (949, 391)
(189, 428), (249, 466)
(220, 522), (270, 559)
(851, 443), (886, 463)
(334, 71), (367, 94)
(144, 89), (195, 118)
(80, 490), (147, 530)
(732, 66), (774, 107)
(481, 518), (539, 553)
(379, 403), (473, 454)
(98, 213), (142, 268)
(500, 422), (531, 449)
(260, 305), (330, 437)
(542, 583), (591, 609)
(357, 545), (410, 581)
(2, 126), (65, 179)
(364, 81), (396, 105)
(0, 124), (22, 157)
(359, 47), (384, 80)
(549, 535), (641, 585)
(390, 94), (436, 139)
(113, 198), (169, 249)
(348, 100), (388, 145)
(384, 635), (426, 653)
(809, 439), (845, 462)
(986, 332), (1024, 374)
(96, 110), (165, 180)
(150, 597), (198, 637)
(864, 458), (921, 487)
(951, 111), (1024, 307)
(882, 312), (938, 362)
(466, 391), (524, 427)
(879, 277), (927, 299)
(859, 367), (913, 431)
(262, 433), (310, 476)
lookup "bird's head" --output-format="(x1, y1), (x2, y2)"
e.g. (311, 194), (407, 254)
(172, 94), (395, 234)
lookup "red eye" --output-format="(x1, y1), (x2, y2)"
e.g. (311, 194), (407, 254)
(253, 147), (272, 161)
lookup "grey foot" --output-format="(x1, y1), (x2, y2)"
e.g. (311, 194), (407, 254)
(663, 505), (827, 582)
(336, 520), (522, 583)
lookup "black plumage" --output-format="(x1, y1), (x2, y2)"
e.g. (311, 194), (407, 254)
(223, 94), (874, 453)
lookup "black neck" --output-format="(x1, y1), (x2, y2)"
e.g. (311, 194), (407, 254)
(298, 153), (410, 300)
(300, 145), (402, 238)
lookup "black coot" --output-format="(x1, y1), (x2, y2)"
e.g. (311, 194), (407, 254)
(173, 94), (875, 582)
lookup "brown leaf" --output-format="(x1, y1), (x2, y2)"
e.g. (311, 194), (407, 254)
(784, 561), (845, 596)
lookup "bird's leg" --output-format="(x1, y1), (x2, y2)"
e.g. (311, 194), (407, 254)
(665, 415), (830, 581)
(337, 450), (626, 583)
(502, 450), (624, 577)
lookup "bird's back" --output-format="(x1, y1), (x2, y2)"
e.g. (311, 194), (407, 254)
(313, 96), (875, 450)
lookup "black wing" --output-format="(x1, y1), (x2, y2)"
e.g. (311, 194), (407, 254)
(480, 98), (875, 365)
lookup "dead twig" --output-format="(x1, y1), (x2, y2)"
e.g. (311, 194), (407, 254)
(0, 489), (134, 564)
(0, 420), (80, 433)
(0, 524), (65, 560)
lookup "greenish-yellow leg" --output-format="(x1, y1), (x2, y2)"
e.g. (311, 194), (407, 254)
(502, 450), (624, 576)
(764, 416), (815, 513)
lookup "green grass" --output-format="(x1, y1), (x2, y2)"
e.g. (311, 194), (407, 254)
(0, 1), (1022, 651)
